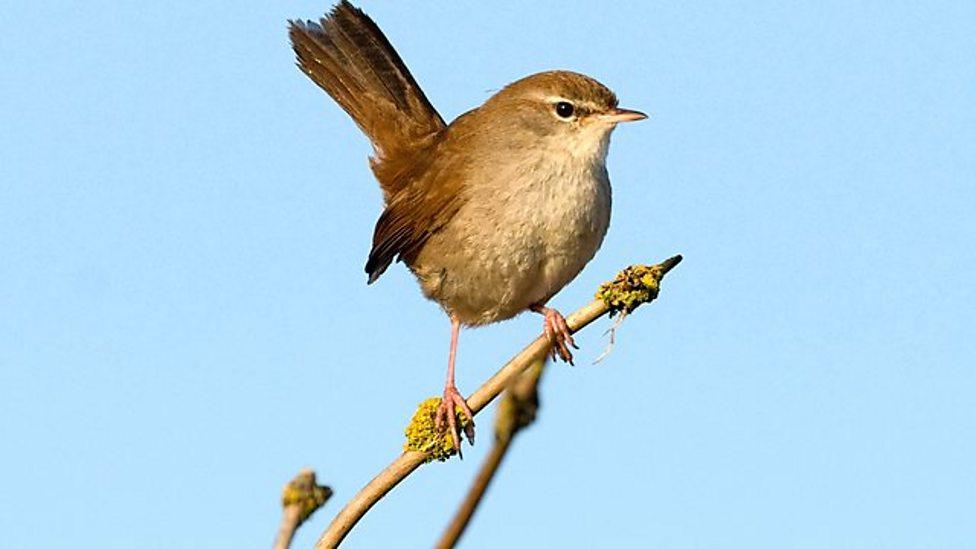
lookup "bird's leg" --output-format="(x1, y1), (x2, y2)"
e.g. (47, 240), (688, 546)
(434, 315), (475, 452)
(530, 303), (579, 365)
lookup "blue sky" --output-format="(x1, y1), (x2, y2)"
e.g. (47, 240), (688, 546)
(2, 1), (974, 547)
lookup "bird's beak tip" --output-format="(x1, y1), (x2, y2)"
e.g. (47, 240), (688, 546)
(601, 108), (648, 124)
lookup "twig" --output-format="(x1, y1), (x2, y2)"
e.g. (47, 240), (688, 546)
(593, 310), (628, 364)
(314, 255), (682, 549)
(274, 468), (333, 549)
(275, 506), (304, 549)
(436, 358), (546, 549)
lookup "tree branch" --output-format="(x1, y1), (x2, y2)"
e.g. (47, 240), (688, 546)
(313, 254), (682, 549)
(436, 357), (546, 549)
(274, 468), (333, 549)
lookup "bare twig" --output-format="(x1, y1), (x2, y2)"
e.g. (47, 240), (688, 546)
(274, 468), (333, 549)
(275, 506), (304, 549)
(436, 358), (546, 549)
(593, 310), (628, 364)
(314, 255), (682, 549)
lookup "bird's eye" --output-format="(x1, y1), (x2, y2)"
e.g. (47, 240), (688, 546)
(555, 101), (575, 119)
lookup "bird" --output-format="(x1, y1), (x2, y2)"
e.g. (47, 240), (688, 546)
(288, 1), (646, 452)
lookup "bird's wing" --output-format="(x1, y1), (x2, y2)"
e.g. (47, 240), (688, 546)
(364, 141), (468, 283)
(289, 1), (446, 198)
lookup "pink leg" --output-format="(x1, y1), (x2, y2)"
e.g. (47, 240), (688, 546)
(531, 304), (579, 365)
(434, 315), (475, 453)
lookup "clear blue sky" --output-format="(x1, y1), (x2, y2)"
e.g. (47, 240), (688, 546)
(2, 1), (973, 547)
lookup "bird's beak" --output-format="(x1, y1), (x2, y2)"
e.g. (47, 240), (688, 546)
(600, 108), (648, 124)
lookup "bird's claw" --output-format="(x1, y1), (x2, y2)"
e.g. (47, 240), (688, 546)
(542, 308), (577, 365)
(434, 385), (475, 455)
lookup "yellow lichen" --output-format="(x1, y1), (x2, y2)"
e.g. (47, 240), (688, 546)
(596, 255), (682, 317)
(403, 397), (472, 462)
(281, 469), (332, 524)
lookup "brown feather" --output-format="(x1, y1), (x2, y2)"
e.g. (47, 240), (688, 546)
(288, 1), (446, 198)
(289, 2), (466, 283)
(365, 129), (471, 283)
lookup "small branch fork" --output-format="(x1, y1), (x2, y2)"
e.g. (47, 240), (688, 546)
(314, 255), (682, 549)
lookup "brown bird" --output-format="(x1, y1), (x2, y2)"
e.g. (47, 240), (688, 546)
(289, 1), (646, 451)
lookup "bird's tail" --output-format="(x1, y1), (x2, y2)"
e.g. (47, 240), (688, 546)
(289, 1), (445, 197)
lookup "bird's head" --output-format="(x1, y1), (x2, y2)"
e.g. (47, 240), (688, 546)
(477, 70), (646, 162)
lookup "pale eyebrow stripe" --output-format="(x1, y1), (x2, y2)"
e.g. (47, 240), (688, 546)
(543, 95), (602, 112)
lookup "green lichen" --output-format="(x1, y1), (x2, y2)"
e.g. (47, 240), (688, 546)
(596, 255), (683, 317)
(404, 397), (472, 462)
(281, 469), (332, 524)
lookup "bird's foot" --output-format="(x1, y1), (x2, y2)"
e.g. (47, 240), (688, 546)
(434, 384), (475, 454)
(539, 307), (578, 365)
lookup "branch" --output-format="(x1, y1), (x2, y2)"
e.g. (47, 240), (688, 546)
(436, 357), (546, 549)
(313, 254), (682, 549)
(274, 468), (333, 549)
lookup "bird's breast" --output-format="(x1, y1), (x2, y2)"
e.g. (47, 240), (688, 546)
(517, 154), (612, 303)
(411, 152), (612, 325)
